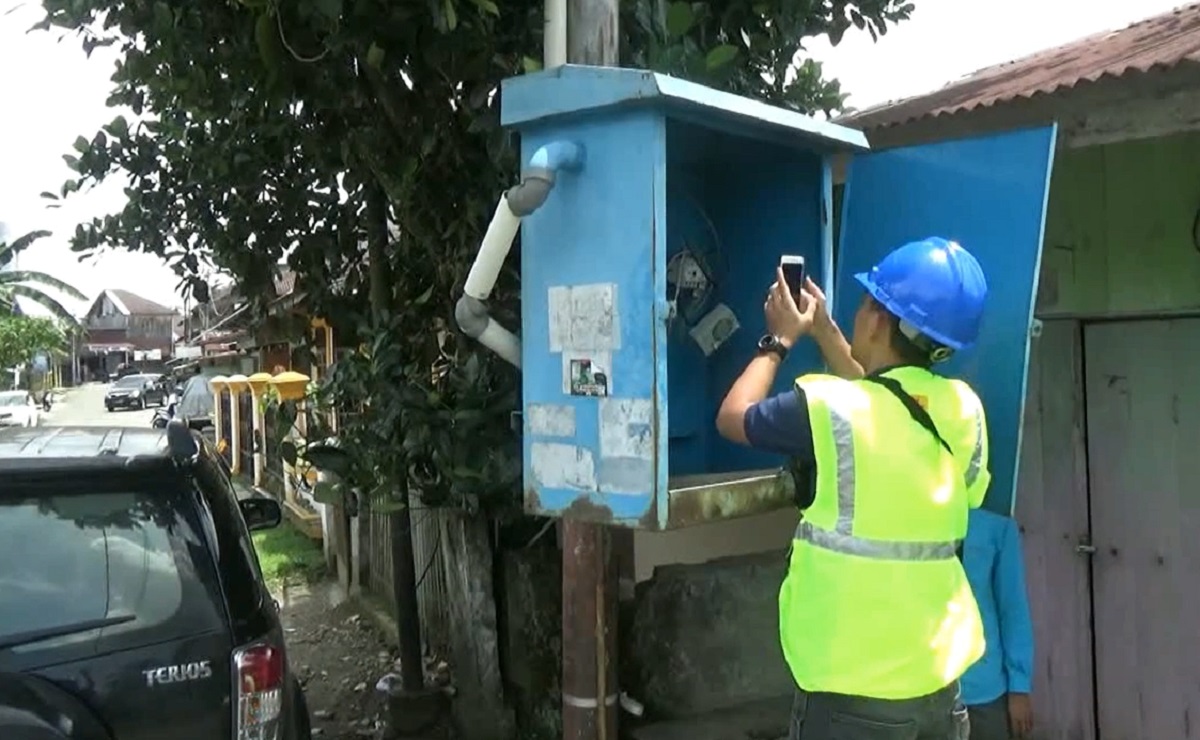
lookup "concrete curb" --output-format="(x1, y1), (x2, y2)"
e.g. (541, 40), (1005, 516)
(352, 590), (400, 649)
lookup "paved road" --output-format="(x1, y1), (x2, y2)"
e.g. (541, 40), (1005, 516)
(45, 383), (162, 428)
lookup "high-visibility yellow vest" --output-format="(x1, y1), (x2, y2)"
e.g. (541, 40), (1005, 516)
(778, 366), (990, 700)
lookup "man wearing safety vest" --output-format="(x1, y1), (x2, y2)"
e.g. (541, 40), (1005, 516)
(716, 237), (989, 740)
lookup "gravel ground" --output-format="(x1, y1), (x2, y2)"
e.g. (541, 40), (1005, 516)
(276, 580), (452, 739)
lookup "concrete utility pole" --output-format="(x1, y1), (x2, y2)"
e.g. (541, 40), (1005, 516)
(560, 4), (620, 740)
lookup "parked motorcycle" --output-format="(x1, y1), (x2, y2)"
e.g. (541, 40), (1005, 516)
(151, 403), (175, 429)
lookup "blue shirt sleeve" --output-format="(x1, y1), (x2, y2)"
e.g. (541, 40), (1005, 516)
(743, 388), (814, 462)
(995, 517), (1035, 693)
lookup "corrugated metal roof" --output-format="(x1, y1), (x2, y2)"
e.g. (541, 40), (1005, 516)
(841, 3), (1200, 130)
(109, 289), (177, 316)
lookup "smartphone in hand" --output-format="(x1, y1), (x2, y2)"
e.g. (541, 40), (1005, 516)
(780, 255), (805, 296)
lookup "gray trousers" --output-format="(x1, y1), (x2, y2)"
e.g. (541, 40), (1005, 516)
(966, 697), (1011, 740)
(788, 683), (969, 740)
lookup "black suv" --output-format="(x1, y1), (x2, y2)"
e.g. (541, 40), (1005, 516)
(105, 374), (168, 412)
(0, 422), (311, 739)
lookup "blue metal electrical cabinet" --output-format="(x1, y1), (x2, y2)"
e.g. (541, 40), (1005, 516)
(501, 64), (1055, 529)
(834, 127), (1058, 517)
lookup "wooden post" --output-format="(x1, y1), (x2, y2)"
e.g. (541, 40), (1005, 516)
(561, 519), (619, 740)
(562, 3), (620, 739)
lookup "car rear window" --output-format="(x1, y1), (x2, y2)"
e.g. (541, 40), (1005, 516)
(0, 393), (27, 407)
(0, 485), (226, 659)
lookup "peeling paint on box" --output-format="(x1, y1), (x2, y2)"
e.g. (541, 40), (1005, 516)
(527, 403), (576, 438)
(548, 283), (621, 352)
(598, 456), (654, 494)
(530, 442), (596, 490)
(598, 397), (654, 460)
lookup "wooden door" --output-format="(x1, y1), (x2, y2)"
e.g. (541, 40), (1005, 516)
(1084, 318), (1200, 739)
(1016, 320), (1097, 739)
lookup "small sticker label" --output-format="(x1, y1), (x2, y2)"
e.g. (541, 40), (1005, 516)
(569, 357), (609, 397)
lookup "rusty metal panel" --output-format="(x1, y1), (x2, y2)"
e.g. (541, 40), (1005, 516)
(1014, 320), (1096, 739)
(842, 5), (1200, 131)
(1084, 318), (1200, 739)
(664, 469), (794, 529)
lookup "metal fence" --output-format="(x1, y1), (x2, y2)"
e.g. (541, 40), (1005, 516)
(218, 393), (233, 467)
(261, 402), (286, 498)
(237, 393), (255, 480)
(368, 496), (451, 656)
(247, 399), (451, 655)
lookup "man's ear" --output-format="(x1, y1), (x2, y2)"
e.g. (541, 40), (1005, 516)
(861, 301), (885, 342)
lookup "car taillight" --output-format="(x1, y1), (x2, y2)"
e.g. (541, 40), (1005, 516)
(234, 643), (284, 740)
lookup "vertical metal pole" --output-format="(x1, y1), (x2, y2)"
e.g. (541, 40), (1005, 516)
(562, 4), (619, 740)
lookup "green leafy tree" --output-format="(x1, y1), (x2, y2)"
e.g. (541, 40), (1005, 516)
(0, 315), (67, 372)
(0, 230), (88, 326)
(39, 0), (913, 510)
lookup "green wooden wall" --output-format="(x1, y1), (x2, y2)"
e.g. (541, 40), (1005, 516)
(1038, 130), (1200, 318)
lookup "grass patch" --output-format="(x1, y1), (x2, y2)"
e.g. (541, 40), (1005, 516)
(253, 521), (327, 586)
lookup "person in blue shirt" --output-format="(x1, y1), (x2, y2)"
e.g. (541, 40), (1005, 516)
(961, 507), (1035, 739)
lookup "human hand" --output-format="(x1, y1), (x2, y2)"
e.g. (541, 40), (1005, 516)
(1007, 693), (1033, 738)
(764, 267), (817, 346)
(802, 277), (835, 333)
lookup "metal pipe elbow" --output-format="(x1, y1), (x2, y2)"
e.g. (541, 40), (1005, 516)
(505, 171), (556, 217)
(506, 140), (585, 217)
(455, 295), (490, 338)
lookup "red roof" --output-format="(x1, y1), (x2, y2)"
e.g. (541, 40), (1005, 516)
(840, 3), (1200, 130)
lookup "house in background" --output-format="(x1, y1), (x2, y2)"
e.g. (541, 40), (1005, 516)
(80, 288), (178, 380)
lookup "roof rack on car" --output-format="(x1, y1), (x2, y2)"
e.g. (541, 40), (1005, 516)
(98, 429), (125, 456)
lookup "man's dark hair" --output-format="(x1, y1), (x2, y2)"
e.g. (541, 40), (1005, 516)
(193, 365), (203, 375)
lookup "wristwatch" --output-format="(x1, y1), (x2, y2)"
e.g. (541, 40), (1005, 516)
(757, 334), (789, 361)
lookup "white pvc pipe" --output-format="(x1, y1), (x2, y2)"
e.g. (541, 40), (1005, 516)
(477, 320), (522, 369)
(464, 195), (521, 301)
(544, 0), (566, 68)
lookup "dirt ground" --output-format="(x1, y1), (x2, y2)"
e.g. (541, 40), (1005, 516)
(274, 579), (398, 739)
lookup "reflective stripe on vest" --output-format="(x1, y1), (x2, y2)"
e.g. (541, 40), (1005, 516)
(964, 401), (984, 489)
(792, 392), (985, 562)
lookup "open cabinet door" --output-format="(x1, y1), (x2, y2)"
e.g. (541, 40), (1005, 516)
(835, 126), (1057, 515)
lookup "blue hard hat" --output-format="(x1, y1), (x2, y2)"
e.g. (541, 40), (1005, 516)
(853, 237), (988, 351)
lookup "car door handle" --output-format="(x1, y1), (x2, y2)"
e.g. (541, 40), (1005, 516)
(1075, 536), (1096, 555)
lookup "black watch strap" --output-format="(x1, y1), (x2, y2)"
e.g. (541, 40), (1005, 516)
(757, 334), (789, 360)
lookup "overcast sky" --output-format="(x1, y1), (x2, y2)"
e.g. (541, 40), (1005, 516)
(0, 0), (1189, 317)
